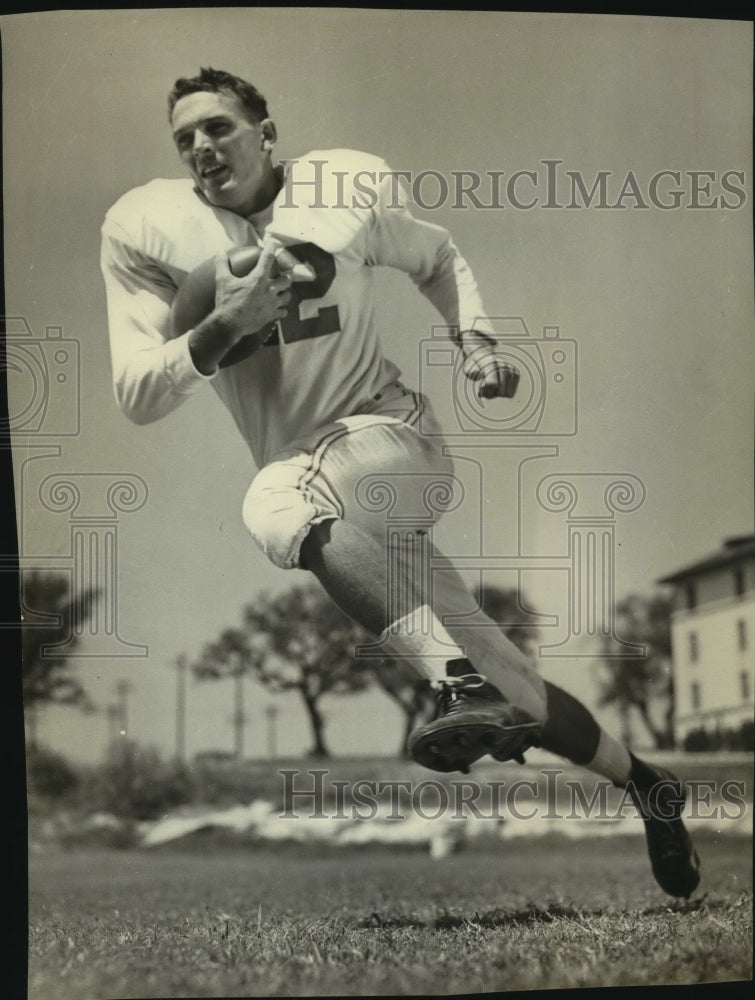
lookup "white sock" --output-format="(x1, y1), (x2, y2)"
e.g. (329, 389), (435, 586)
(583, 729), (632, 785)
(380, 605), (465, 683)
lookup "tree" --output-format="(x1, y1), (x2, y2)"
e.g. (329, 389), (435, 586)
(192, 628), (256, 759)
(598, 592), (675, 749)
(474, 583), (543, 658)
(26, 746), (80, 800)
(96, 740), (195, 820)
(21, 570), (100, 746)
(193, 583), (370, 758)
(370, 656), (435, 757)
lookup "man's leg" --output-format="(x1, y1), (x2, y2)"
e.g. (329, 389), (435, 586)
(298, 494), (631, 776)
(539, 681), (700, 897)
(300, 517), (470, 681)
(415, 555), (699, 897)
(300, 517), (699, 897)
(300, 515), (546, 772)
(539, 681), (631, 782)
(244, 418), (698, 897)
(300, 519), (390, 635)
(300, 515), (546, 716)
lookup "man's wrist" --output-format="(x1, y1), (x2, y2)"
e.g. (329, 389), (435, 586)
(188, 314), (237, 375)
(162, 334), (217, 390)
(456, 328), (479, 348)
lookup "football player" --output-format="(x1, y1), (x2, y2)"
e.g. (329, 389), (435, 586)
(101, 67), (699, 898)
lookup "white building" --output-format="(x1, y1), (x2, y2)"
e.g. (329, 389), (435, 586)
(658, 535), (755, 746)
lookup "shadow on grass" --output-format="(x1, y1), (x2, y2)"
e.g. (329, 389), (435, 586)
(357, 901), (583, 930)
(638, 893), (750, 917)
(357, 892), (750, 930)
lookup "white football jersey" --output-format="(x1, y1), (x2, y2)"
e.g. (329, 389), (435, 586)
(101, 149), (491, 466)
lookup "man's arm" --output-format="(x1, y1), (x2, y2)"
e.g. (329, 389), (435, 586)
(100, 223), (291, 423)
(367, 170), (519, 399)
(101, 222), (216, 424)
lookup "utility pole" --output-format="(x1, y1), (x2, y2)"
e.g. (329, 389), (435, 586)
(265, 704), (279, 760)
(115, 678), (133, 740)
(175, 654), (187, 763)
(106, 703), (121, 751)
(231, 658), (246, 759)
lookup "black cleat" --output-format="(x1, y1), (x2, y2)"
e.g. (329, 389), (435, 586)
(627, 755), (701, 899)
(408, 660), (541, 774)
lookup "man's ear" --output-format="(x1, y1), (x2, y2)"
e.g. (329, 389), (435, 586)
(260, 119), (277, 150)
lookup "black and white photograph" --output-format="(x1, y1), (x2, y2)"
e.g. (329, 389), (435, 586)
(3, 8), (753, 998)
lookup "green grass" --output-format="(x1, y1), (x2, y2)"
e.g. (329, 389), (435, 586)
(29, 833), (752, 998)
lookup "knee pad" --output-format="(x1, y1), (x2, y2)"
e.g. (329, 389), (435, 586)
(242, 483), (317, 570)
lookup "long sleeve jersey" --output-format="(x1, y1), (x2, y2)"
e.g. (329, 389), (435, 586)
(100, 149), (491, 467)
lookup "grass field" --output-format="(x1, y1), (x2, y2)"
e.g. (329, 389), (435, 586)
(29, 831), (752, 998)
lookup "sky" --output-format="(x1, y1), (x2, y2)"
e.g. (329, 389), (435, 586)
(2, 10), (753, 765)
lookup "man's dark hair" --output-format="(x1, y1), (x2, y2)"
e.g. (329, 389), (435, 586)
(168, 67), (269, 123)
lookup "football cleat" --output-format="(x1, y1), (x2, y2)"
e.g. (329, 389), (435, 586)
(407, 659), (542, 774)
(626, 756), (701, 899)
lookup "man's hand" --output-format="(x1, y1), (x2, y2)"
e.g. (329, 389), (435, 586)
(213, 240), (293, 336)
(183, 240), (293, 374)
(458, 329), (520, 399)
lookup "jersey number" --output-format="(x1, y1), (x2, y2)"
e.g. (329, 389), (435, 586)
(217, 242), (339, 368)
(266, 242), (340, 347)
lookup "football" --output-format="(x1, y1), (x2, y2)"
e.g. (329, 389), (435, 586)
(169, 245), (279, 369)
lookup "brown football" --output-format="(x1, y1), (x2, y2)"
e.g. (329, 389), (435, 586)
(169, 246), (278, 368)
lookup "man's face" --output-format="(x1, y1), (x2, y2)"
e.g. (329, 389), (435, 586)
(171, 90), (274, 216)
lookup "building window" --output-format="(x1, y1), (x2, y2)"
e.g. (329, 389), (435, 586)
(737, 619), (747, 651)
(685, 583), (697, 610)
(690, 682), (701, 710)
(740, 672), (751, 701)
(688, 632), (699, 663)
(734, 567), (745, 597)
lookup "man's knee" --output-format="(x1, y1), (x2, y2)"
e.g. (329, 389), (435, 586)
(242, 483), (314, 570)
